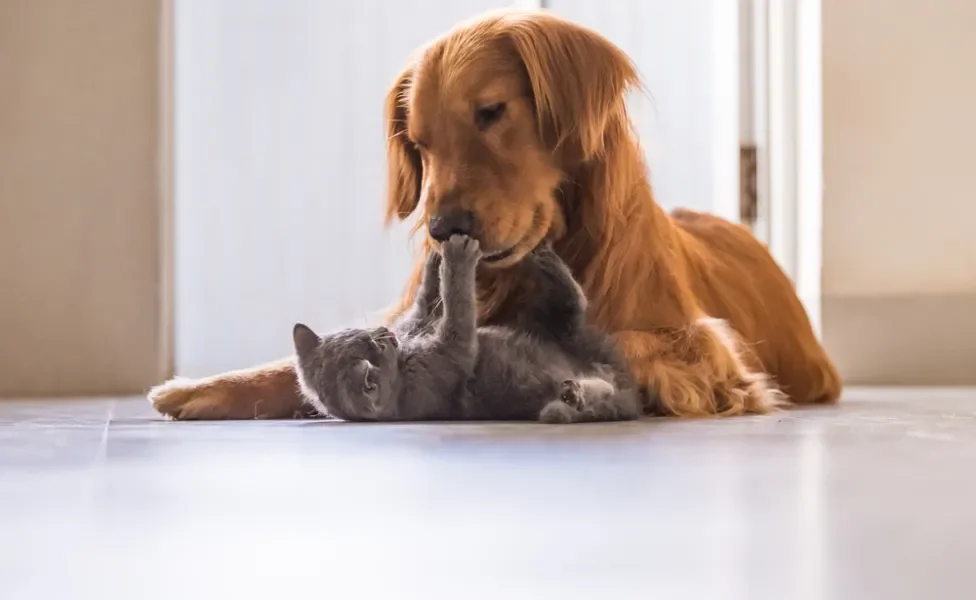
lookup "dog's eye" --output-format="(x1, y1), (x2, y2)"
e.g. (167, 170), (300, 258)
(411, 138), (429, 151)
(474, 102), (506, 130)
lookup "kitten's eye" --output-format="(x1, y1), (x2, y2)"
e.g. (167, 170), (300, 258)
(474, 102), (506, 131)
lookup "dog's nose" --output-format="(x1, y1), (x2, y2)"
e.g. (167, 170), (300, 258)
(428, 210), (475, 242)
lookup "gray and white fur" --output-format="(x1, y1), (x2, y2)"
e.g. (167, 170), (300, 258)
(292, 235), (640, 424)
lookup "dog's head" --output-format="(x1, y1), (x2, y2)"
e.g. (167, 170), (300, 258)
(385, 10), (638, 268)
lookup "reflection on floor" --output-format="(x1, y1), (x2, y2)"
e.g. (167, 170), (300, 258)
(1, 388), (975, 600)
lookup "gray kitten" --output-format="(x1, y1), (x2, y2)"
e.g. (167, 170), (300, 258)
(292, 235), (640, 424)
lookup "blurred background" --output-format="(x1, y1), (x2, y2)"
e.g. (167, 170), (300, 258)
(1, 0), (973, 398)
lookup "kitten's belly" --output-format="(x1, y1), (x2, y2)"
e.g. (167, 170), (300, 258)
(465, 329), (575, 419)
(475, 328), (576, 375)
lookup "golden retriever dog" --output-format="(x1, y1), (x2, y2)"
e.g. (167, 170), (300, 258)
(150, 9), (841, 420)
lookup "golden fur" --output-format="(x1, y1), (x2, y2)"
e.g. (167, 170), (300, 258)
(150, 9), (840, 420)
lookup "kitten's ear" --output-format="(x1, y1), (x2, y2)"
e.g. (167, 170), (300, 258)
(292, 323), (321, 357)
(361, 360), (378, 393)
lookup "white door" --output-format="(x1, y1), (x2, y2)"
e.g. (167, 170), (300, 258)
(741, 0), (825, 333)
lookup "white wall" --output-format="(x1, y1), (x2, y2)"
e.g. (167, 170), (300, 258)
(0, 0), (166, 396)
(823, 0), (976, 298)
(821, 0), (976, 384)
(548, 0), (740, 219)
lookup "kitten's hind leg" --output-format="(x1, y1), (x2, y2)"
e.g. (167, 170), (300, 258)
(537, 379), (606, 424)
(559, 379), (586, 410)
(539, 400), (582, 424)
(578, 387), (642, 423)
(539, 377), (641, 424)
(542, 378), (641, 423)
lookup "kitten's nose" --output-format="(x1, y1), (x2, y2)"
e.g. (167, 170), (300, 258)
(428, 209), (476, 242)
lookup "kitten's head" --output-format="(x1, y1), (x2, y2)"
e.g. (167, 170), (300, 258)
(292, 323), (400, 421)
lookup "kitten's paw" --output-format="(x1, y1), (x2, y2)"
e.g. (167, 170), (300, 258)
(539, 400), (580, 424)
(560, 379), (585, 410)
(442, 234), (482, 266)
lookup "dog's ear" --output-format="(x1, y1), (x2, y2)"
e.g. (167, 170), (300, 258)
(505, 12), (639, 163)
(384, 66), (424, 225)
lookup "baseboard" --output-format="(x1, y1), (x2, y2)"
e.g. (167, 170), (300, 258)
(822, 293), (976, 386)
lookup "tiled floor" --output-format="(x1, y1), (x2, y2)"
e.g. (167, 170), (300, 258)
(2, 389), (975, 600)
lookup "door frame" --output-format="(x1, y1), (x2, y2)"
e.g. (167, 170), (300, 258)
(743, 0), (824, 337)
(159, 0), (175, 379)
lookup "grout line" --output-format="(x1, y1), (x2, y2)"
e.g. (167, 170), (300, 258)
(94, 399), (115, 464)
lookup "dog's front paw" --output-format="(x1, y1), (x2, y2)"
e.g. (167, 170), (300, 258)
(442, 234), (482, 268)
(149, 377), (312, 420)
